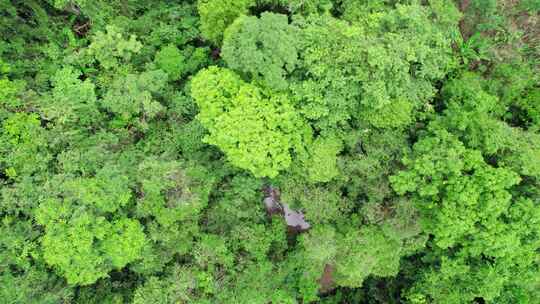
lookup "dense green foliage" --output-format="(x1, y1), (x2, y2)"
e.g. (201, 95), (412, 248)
(1, 0), (538, 303)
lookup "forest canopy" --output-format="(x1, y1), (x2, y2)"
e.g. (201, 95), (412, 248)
(0, 0), (539, 303)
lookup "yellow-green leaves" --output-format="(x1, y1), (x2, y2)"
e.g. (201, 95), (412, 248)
(302, 136), (342, 183)
(0, 76), (25, 110)
(35, 167), (145, 286)
(334, 226), (402, 287)
(0, 113), (50, 179)
(39, 214), (145, 285)
(389, 127), (539, 302)
(197, 0), (254, 45)
(191, 67), (309, 178)
(364, 98), (414, 128)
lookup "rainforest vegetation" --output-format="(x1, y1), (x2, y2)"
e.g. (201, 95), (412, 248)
(1, 0), (539, 303)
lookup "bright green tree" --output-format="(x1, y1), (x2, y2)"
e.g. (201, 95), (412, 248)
(190, 66), (311, 178)
(35, 167), (146, 285)
(391, 128), (540, 303)
(197, 0), (254, 45)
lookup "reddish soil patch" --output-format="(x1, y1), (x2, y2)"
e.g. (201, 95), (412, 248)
(318, 264), (336, 294)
